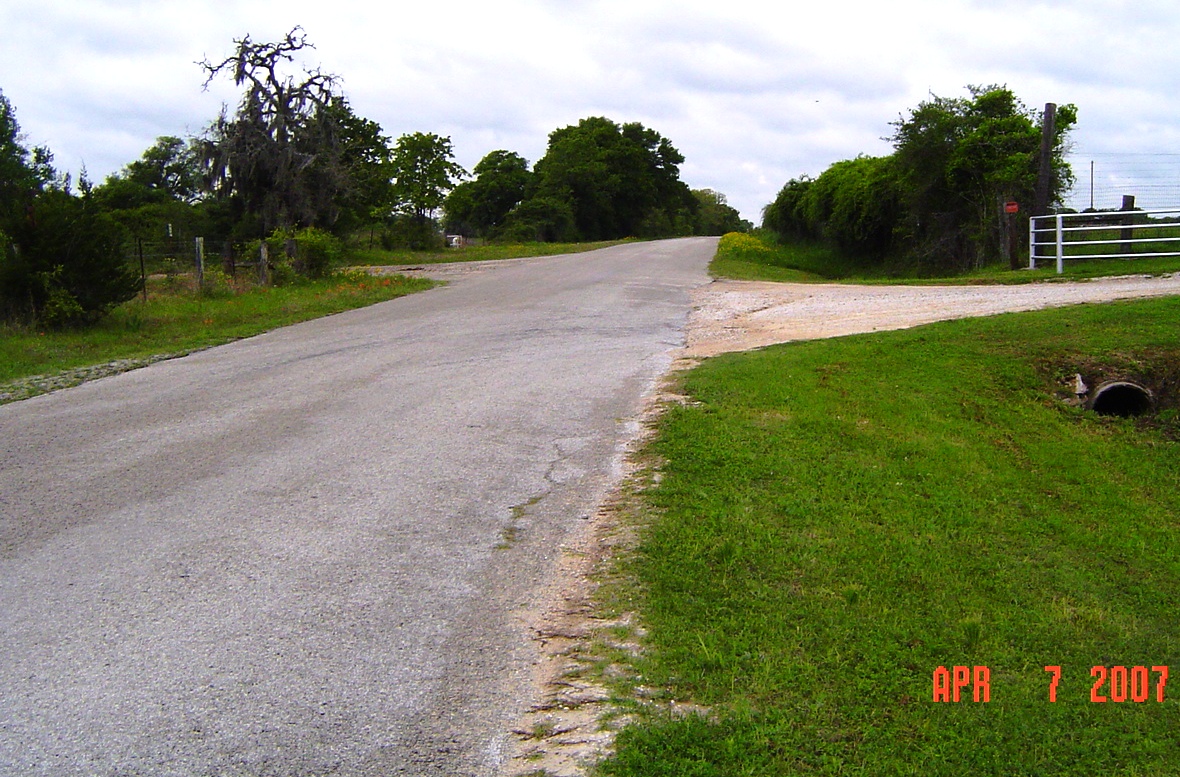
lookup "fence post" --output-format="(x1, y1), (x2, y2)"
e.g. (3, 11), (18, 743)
(223, 240), (234, 278)
(138, 237), (147, 301)
(1028, 216), (1037, 269)
(1120, 195), (1136, 254)
(259, 242), (269, 285)
(195, 236), (205, 290)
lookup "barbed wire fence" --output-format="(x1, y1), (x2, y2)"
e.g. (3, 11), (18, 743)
(1065, 152), (1180, 211)
(122, 227), (269, 296)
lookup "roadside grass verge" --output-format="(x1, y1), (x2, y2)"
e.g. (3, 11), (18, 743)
(347, 239), (633, 266)
(597, 297), (1180, 775)
(713, 232), (1180, 284)
(0, 271), (434, 401)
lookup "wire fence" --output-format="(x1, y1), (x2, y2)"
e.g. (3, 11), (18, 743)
(124, 235), (261, 277)
(1065, 152), (1180, 212)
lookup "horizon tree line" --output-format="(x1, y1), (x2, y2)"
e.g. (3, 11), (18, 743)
(0, 28), (746, 328)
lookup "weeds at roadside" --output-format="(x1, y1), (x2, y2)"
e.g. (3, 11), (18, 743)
(0, 270), (435, 401)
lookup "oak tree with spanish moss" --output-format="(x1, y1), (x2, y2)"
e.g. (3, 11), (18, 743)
(198, 27), (347, 237)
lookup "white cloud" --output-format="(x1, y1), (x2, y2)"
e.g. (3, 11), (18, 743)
(2, 0), (1178, 221)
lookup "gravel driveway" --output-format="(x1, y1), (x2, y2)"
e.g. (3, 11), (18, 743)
(685, 274), (1180, 357)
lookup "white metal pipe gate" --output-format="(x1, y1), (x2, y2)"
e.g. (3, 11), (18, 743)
(1029, 207), (1180, 273)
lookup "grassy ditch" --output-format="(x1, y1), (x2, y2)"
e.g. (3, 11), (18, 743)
(0, 271), (434, 401)
(598, 297), (1180, 775)
(712, 232), (1180, 285)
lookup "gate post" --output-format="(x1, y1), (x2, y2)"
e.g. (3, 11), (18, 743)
(1056, 214), (1065, 274)
(1029, 216), (1037, 269)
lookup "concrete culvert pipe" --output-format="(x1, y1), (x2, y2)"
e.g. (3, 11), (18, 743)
(1090, 381), (1153, 417)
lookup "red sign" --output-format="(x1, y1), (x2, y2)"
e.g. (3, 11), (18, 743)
(1005, 201), (1020, 214)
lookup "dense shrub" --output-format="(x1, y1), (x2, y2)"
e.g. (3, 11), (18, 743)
(241, 226), (346, 285)
(762, 177), (814, 241)
(762, 156), (899, 258)
(762, 86), (1075, 273)
(379, 215), (444, 251)
(1, 188), (141, 326)
(804, 155), (899, 256)
(500, 197), (577, 243)
(716, 232), (774, 262)
(284, 226), (344, 278)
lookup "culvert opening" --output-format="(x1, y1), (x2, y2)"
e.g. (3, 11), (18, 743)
(1090, 381), (1153, 417)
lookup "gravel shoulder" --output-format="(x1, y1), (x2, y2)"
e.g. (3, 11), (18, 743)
(685, 273), (1180, 358)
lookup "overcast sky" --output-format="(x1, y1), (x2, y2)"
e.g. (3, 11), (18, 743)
(3, 0), (1180, 222)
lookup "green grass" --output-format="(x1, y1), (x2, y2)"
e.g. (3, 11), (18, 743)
(708, 252), (834, 284)
(0, 271), (434, 392)
(958, 253), (1180, 284)
(710, 234), (873, 283)
(598, 297), (1180, 776)
(347, 239), (633, 266)
(714, 233), (1180, 285)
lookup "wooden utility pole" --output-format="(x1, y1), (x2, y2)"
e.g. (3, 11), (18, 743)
(1032, 103), (1058, 265)
(1033, 103), (1057, 216)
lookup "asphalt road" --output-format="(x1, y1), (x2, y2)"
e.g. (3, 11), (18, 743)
(0, 238), (716, 776)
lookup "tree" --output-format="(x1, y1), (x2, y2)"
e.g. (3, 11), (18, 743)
(621, 121), (697, 237)
(2, 92), (138, 326)
(890, 86), (1075, 270)
(14, 184), (141, 325)
(762, 86), (1076, 273)
(0, 89), (54, 229)
(500, 196), (576, 243)
(321, 97), (396, 234)
(804, 155), (900, 256)
(198, 27), (345, 237)
(103, 135), (201, 207)
(0, 88), (53, 322)
(762, 176), (814, 241)
(526, 117), (695, 241)
(693, 189), (748, 235)
(441, 182), (477, 237)
(443, 150), (531, 238)
(90, 136), (207, 249)
(90, 142), (226, 266)
(389, 132), (465, 223)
